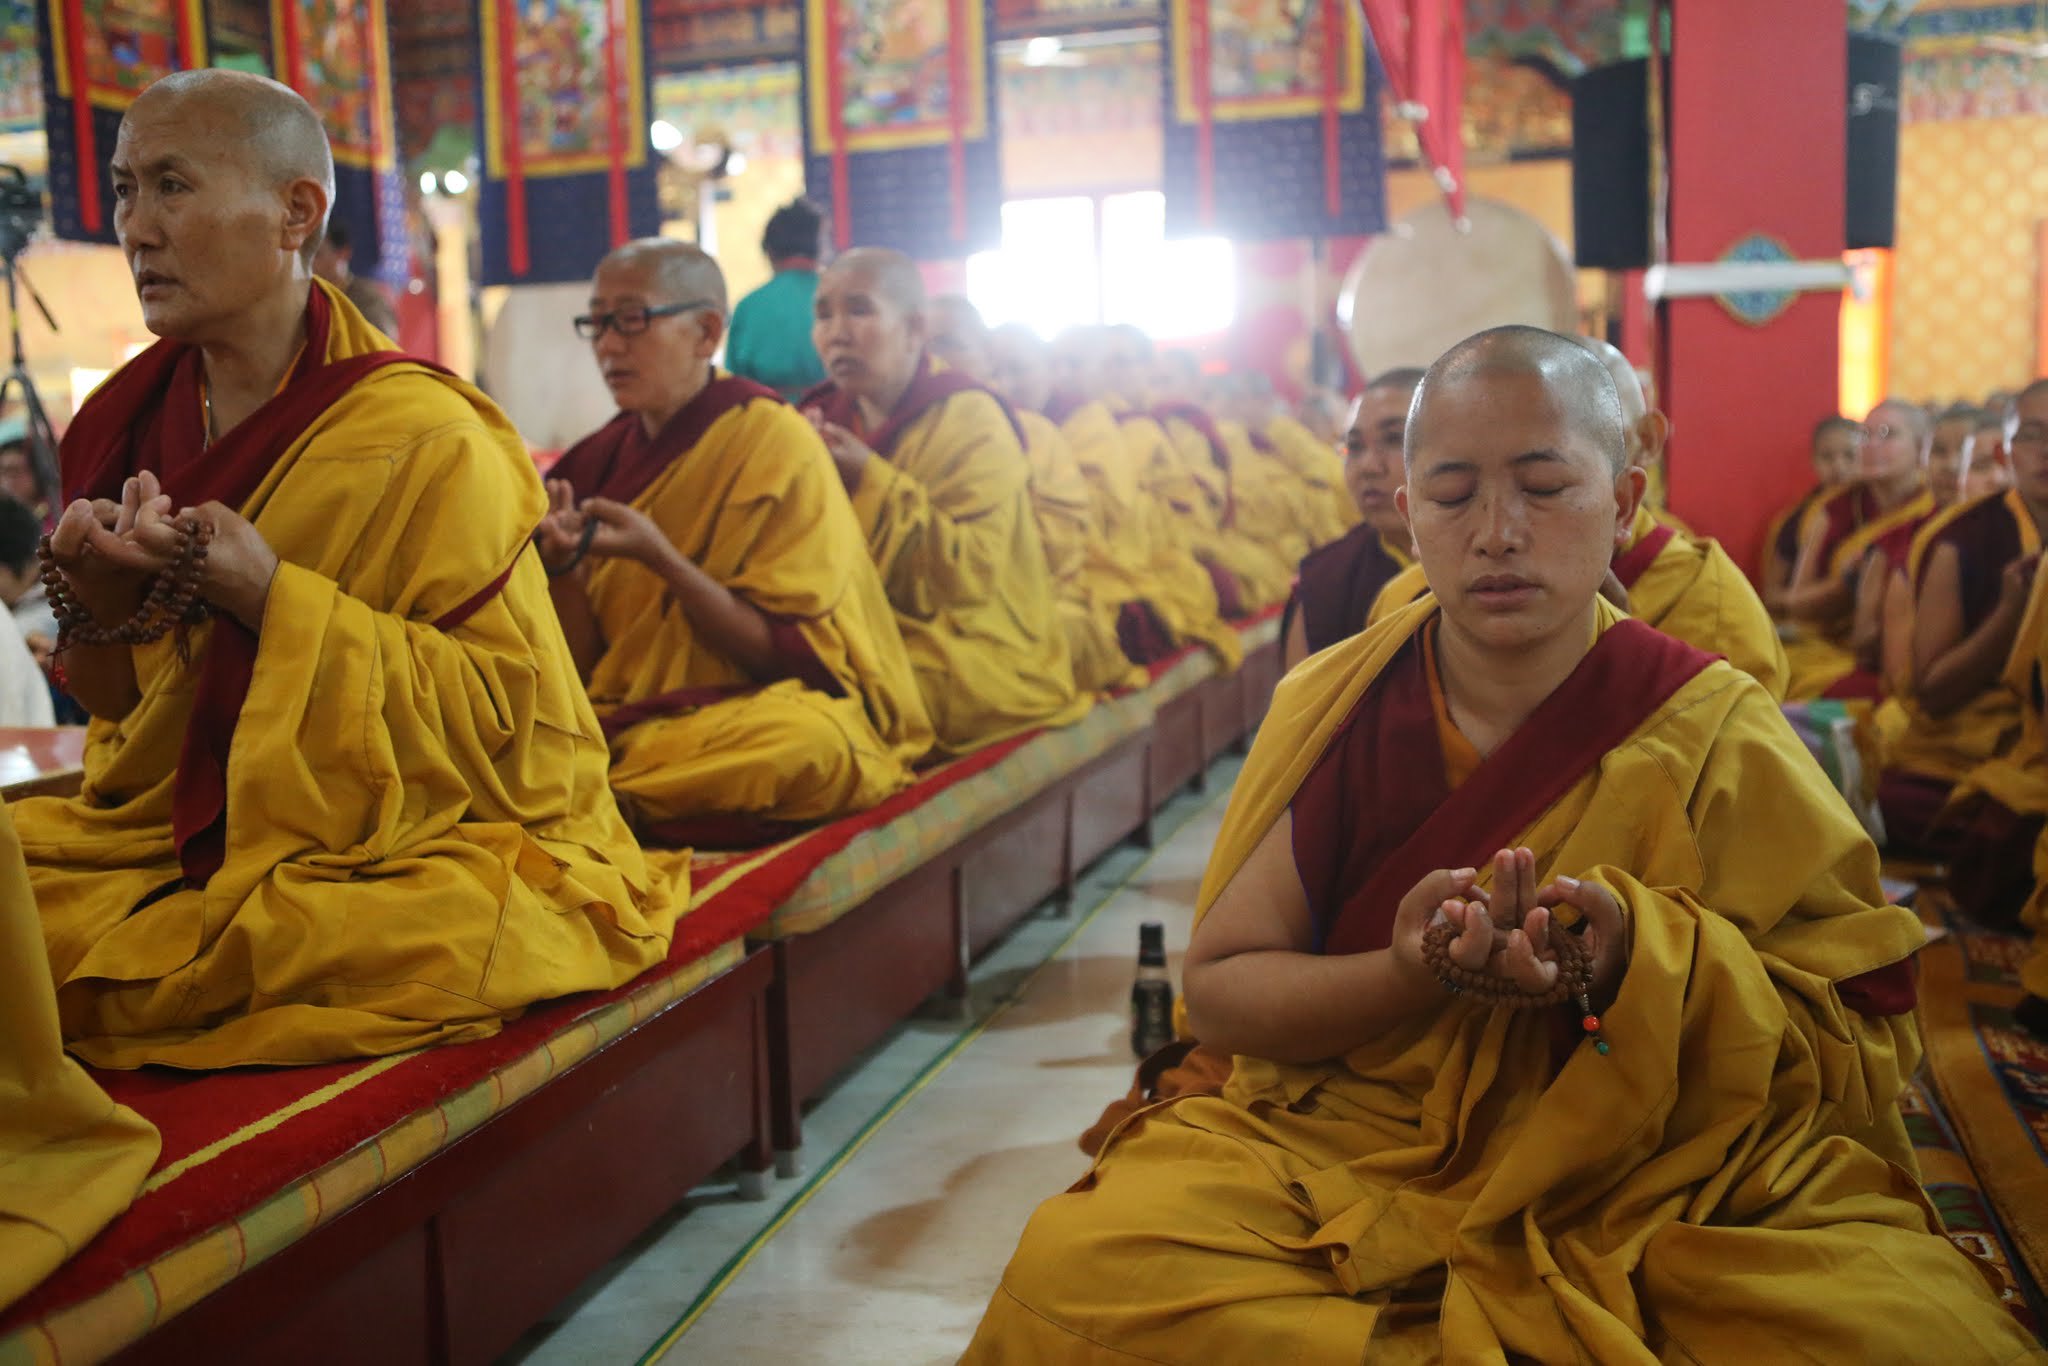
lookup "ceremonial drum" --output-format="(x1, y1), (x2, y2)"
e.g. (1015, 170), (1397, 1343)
(1340, 195), (1577, 378)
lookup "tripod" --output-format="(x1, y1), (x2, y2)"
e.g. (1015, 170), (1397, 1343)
(0, 251), (61, 512)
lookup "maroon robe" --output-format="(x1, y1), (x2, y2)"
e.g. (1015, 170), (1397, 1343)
(1284, 523), (1408, 656)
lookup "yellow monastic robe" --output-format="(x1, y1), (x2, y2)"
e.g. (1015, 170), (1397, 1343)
(571, 393), (933, 831)
(849, 383), (1092, 753)
(1216, 418), (1312, 566)
(1061, 399), (1241, 668)
(1154, 409), (1296, 611)
(0, 801), (159, 1311)
(21, 286), (675, 1068)
(1017, 409), (1146, 693)
(1259, 412), (1356, 544)
(966, 597), (2031, 1364)
(1784, 486), (1938, 700)
(2007, 565), (2048, 1001)
(1880, 489), (2042, 786)
(1367, 509), (1792, 698)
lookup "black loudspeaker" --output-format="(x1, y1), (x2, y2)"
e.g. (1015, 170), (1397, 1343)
(1570, 39), (1902, 269)
(1847, 33), (1901, 250)
(1570, 59), (1651, 271)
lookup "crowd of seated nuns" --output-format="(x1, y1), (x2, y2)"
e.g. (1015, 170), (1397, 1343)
(1755, 384), (2048, 1040)
(3, 58), (1373, 1308)
(960, 328), (2043, 1364)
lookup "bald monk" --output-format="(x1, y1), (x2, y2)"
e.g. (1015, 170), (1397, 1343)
(805, 250), (1088, 752)
(1780, 400), (1936, 700)
(1882, 380), (2048, 905)
(20, 71), (673, 1068)
(928, 298), (1142, 692)
(1042, 328), (1242, 668)
(1762, 415), (1863, 607)
(0, 801), (159, 1311)
(965, 327), (2032, 1364)
(1280, 369), (1419, 670)
(1150, 352), (1298, 610)
(541, 240), (931, 847)
(1370, 344), (1791, 697)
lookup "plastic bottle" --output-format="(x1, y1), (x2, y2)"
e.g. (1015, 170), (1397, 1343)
(1130, 921), (1176, 1058)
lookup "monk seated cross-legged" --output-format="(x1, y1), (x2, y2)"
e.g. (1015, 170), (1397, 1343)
(23, 72), (675, 1069)
(1890, 380), (2048, 918)
(1780, 400), (1936, 700)
(926, 298), (1145, 694)
(1762, 415), (1864, 610)
(1281, 368), (1421, 670)
(540, 240), (933, 849)
(804, 249), (1089, 754)
(965, 327), (2033, 1363)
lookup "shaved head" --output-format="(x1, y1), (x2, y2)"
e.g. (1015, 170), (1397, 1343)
(1411, 326), (1628, 475)
(1363, 367), (1426, 399)
(825, 246), (926, 317)
(596, 237), (729, 314)
(928, 294), (992, 381)
(1570, 336), (1647, 425)
(128, 69), (335, 263)
(989, 322), (1054, 410)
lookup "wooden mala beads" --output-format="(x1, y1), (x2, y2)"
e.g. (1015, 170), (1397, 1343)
(39, 516), (214, 650)
(1422, 915), (1610, 1055)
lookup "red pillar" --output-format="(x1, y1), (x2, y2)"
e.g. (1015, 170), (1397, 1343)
(1660, 0), (1846, 579)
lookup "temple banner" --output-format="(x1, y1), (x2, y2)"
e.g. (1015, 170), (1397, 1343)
(476, 0), (661, 286)
(266, 0), (407, 286)
(800, 0), (1001, 259)
(38, 0), (209, 244)
(1162, 0), (1386, 242)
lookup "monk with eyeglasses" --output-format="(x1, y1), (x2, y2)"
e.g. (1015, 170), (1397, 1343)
(542, 239), (932, 849)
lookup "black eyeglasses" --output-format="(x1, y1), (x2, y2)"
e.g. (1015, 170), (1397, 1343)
(573, 299), (714, 340)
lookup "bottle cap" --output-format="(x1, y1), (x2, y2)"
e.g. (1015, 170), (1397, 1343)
(1138, 921), (1166, 962)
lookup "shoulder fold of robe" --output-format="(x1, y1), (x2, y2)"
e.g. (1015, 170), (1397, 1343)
(1815, 484), (1937, 580)
(1618, 504), (1792, 698)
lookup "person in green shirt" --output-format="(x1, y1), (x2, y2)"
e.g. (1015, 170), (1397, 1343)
(725, 199), (828, 400)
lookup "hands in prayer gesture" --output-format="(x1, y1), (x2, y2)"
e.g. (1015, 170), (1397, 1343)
(1393, 847), (1628, 1008)
(47, 471), (279, 631)
(536, 479), (674, 575)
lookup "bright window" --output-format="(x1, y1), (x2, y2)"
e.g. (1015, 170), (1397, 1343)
(967, 191), (1235, 340)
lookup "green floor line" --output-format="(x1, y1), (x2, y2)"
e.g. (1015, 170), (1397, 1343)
(633, 782), (1226, 1364)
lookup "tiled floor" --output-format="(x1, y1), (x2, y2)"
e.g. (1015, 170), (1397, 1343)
(502, 759), (1236, 1366)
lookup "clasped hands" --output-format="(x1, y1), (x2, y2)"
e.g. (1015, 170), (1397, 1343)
(46, 470), (279, 632)
(1393, 847), (1628, 1006)
(535, 479), (675, 576)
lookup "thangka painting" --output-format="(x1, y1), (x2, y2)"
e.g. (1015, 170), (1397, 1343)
(0, 1), (40, 134)
(655, 64), (802, 161)
(800, 0), (1000, 256)
(271, 0), (397, 170)
(810, 0), (990, 149)
(482, 0), (649, 177)
(40, 0), (209, 240)
(1192, 0), (1367, 117)
(45, 0), (206, 110)
(476, 0), (661, 285)
(1162, 0), (1383, 241)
